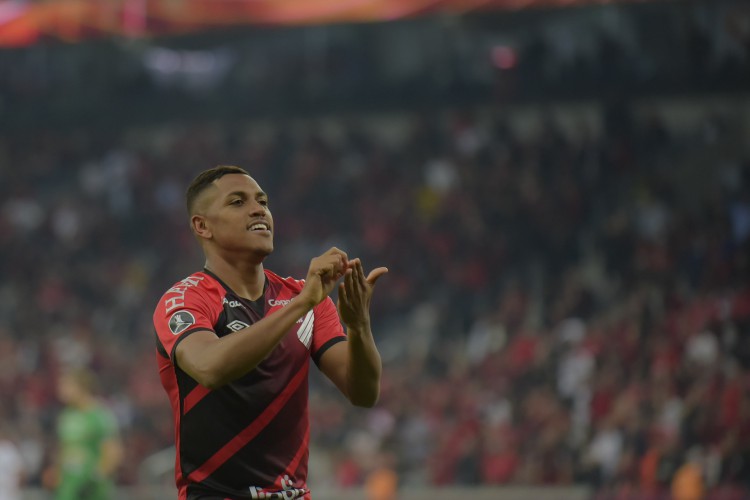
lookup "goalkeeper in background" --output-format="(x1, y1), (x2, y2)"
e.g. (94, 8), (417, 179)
(47, 369), (124, 500)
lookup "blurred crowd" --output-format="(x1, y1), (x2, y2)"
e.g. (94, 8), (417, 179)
(1, 0), (749, 129)
(0, 97), (749, 500)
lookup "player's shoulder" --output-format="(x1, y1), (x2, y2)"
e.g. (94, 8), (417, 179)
(154, 271), (223, 312)
(264, 269), (305, 292)
(159, 271), (221, 296)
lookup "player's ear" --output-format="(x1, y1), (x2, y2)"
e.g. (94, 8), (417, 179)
(191, 214), (211, 239)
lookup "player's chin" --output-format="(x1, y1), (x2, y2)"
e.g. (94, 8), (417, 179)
(252, 243), (274, 257)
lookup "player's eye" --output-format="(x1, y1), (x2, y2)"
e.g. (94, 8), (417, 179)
(259, 199), (269, 207)
(230, 199), (244, 206)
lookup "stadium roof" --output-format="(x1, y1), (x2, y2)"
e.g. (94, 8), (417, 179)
(0, 0), (671, 47)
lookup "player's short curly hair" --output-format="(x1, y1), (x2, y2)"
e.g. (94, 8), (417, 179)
(186, 165), (250, 215)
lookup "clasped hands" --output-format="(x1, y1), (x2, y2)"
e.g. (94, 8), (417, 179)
(300, 247), (387, 328)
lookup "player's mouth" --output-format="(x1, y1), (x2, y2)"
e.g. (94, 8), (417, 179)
(247, 222), (271, 234)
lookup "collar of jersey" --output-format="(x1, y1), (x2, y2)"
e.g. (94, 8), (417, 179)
(202, 268), (269, 304)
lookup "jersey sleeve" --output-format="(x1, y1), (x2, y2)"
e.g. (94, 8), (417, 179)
(153, 282), (218, 362)
(310, 296), (347, 366)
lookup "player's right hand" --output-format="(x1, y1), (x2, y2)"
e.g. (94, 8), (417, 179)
(299, 247), (348, 307)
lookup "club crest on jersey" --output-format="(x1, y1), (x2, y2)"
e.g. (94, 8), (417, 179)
(168, 311), (195, 335)
(297, 311), (314, 349)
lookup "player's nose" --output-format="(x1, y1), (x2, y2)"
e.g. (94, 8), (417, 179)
(247, 200), (267, 215)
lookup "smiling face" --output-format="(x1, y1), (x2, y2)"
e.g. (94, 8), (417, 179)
(191, 173), (274, 259)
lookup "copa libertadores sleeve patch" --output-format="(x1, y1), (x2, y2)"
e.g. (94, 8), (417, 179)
(169, 310), (196, 335)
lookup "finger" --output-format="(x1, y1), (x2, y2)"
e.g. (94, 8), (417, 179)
(355, 260), (367, 289)
(320, 255), (345, 279)
(337, 282), (348, 306)
(331, 256), (346, 279)
(327, 247), (349, 266)
(347, 257), (360, 271)
(352, 263), (365, 300)
(338, 255), (351, 275)
(344, 268), (357, 302)
(366, 267), (389, 287)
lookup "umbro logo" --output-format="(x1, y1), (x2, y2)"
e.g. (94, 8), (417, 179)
(226, 320), (250, 332)
(168, 311), (195, 335)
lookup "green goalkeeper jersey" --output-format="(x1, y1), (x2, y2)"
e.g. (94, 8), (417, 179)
(56, 404), (118, 500)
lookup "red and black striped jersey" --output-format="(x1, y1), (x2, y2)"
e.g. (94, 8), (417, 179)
(153, 268), (346, 500)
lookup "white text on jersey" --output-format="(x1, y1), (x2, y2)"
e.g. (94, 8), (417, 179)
(164, 276), (204, 313)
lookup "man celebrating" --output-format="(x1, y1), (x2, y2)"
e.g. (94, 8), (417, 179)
(153, 165), (387, 499)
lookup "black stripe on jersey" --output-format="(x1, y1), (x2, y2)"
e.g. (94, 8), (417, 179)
(185, 483), (245, 499)
(210, 377), (309, 492)
(155, 331), (169, 359)
(313, 337), (346, 367)
(178, 365), (309, 489)
(245, 296), (265, 317)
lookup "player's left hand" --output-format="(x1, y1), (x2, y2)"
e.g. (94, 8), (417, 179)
(337, 258), (388, 330)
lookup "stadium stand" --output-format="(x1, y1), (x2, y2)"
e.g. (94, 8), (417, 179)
(0, 98), (749, 498)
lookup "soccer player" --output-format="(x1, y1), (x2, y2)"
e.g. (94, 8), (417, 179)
(153, 165), (387, 500)
(52, 369), (123, 500)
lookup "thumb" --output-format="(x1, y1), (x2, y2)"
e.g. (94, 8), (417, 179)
(366, 267), (389, 287)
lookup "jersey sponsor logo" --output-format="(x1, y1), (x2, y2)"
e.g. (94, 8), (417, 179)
(268, 298), (293, 307)
(168, 311), (195, 335)
(223, 297), (244, 308)
(297, 310), (314, 349)
(164, 275), (205, 313)
(249, 475), (306, 499)
(226, 320), (250, 332)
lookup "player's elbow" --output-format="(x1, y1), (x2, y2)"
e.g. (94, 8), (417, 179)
(345, 368), (381, 408)
(351, 397), (378, 408)
(349, 387), (380, 408)
(197, 360), (261, 389)
(181, 351), (240, 389)
(189, 363), (232, 390)
(196, 370), (231, 390)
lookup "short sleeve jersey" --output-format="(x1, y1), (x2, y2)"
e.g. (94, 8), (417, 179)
(153, 269), (346, 500)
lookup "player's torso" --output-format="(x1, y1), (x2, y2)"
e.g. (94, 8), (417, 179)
(219, 285), (313, 382)
(158, 270), (314, 498)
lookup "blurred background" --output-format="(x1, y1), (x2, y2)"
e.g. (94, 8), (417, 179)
(1, 0), (749, 499)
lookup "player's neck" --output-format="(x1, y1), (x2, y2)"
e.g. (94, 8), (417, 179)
(204, 256), (266, 300)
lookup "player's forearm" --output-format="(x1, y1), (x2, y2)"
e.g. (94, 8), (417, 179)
(198, 299), (313, 387)
(345, 324), (382, 407)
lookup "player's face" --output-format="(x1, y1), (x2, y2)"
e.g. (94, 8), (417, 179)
(202, 174), (274, 257)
